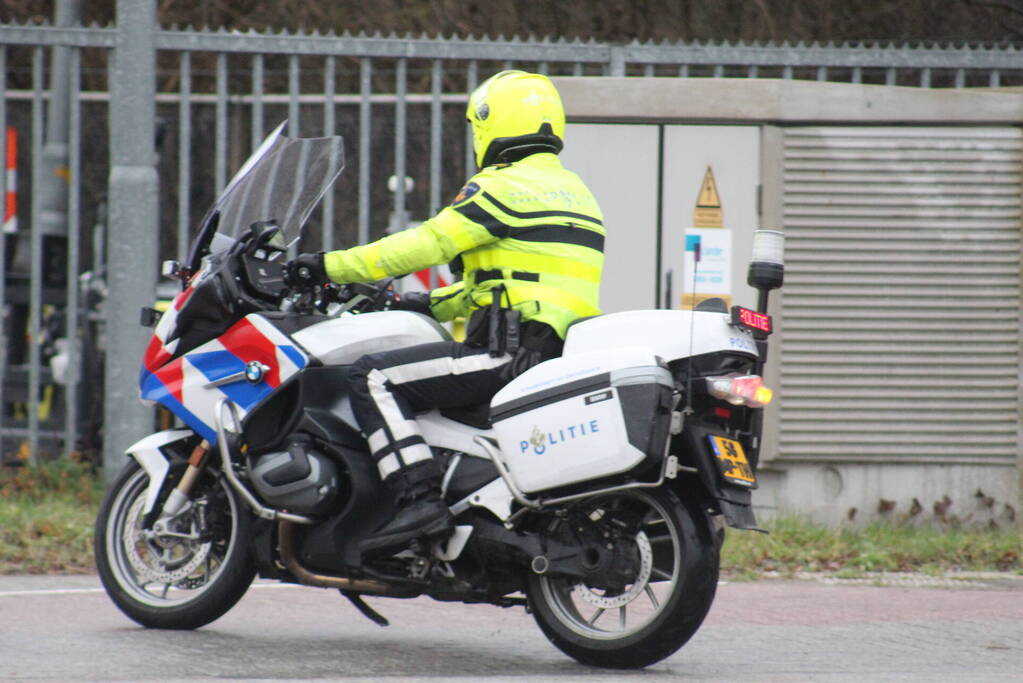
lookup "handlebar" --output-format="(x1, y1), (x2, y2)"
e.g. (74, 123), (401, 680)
(283, 278), (398, 316)
(216, 221), (401, 317)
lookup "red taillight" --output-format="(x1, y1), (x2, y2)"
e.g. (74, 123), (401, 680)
(705, 374), (774, 408)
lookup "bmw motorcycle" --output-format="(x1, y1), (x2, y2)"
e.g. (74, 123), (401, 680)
(95, 123), (784, 669)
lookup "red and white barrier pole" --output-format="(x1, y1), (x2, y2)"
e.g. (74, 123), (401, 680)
(2, 127), (15, 234)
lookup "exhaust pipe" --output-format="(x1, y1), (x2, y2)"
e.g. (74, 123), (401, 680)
(277, 520), (398, 595)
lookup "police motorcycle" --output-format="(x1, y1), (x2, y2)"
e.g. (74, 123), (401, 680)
(94, 123), (783, 670)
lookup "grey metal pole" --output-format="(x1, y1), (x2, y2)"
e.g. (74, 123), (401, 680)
(322, 55), (335, 252)
(26, 3), (80, 463)
(358, 58), (371, 245)
(64, 49), (81, 459)
(393, 58), (407, 232)
(429, 59), (442, 290)
(37, 0), (80, 249)
(104, 0), (158, 483)
(0, 47), (7, 463)
(28, 47), (44, 465)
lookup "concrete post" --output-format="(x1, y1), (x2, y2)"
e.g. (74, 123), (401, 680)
(103, 0), (158, 483)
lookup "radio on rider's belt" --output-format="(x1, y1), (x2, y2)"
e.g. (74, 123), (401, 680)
(487, 285), (520, 357)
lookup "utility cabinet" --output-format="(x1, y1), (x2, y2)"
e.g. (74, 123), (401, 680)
(553, 77), (1023, 526)
(561, 124), (759, 314)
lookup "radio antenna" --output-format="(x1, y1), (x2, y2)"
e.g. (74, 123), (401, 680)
(682, 235), (702, 416)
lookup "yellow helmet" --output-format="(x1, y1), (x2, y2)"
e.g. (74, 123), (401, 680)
(467, 70), (565, 169)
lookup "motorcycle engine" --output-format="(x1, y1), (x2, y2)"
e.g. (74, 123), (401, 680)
(248, 438), (338, 515)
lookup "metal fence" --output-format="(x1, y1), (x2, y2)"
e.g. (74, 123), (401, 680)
(4, 12), (1023, 474)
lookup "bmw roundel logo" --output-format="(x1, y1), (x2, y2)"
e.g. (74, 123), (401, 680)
(245, 361), (269, 383)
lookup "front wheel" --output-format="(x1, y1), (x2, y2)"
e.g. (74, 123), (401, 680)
(95, 459), (256, 629)
(526, 487), (719, 669)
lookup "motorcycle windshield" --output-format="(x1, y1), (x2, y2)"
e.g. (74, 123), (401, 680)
(198, 122), (345, 254)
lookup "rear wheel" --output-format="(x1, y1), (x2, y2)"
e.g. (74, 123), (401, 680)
(95, 459), (255, 629)
(526, 487), (719, 669)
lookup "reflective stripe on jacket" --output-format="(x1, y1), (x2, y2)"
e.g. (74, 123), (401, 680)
(323, 153), (604, 338)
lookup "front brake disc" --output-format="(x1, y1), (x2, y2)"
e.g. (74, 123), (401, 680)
(123, 494), (212, 585)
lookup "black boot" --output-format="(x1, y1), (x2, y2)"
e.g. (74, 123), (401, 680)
(360, 480), (453, 561)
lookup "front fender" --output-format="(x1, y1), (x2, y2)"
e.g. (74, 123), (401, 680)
(125, 428), (195, 515)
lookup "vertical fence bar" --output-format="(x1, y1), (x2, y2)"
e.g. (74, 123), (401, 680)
(572, 62), (583, 76)
(251, 54), (264, 150)
(429, 59), (443, 288)
(177, 52), (191, 263)
(429, 59), (443, 216)
(886, 67), (896, 85)
(643, 64), (654, 77)
(105, 0), (158, 481)
(678, 64), (689, 77)
(286, 54), (301, 257)
(322, 55), (335, 251)
(954, 68), (965, 88)
(713, 64), (724, 78)
(538, 61), (549, 75)
(64, 48), (81, 452)
(215, 52), (227, 193)
(783, 65), (793, 79)
(920, 68), (931, 87)
(29, 46), (45, 464)
(817, 66), (828, 81)
(748, 65), (758, 78)
(852, 66), (862, 83)
(288, 54), (300, 135)
(394, 58), (407, 232)
(465, 60), (478, 178)
(990, 69), (1001, 87)
(358, 57), (371, 245)
(609, 45), (626, 76)
(0, 46), (7, 460)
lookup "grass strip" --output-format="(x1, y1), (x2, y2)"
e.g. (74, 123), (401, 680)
(1, 461), (1021, 577)
(1, 459), (104, 574)
(722, 516), (1022, 580)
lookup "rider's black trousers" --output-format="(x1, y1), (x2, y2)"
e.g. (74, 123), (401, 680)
(348, 340), (512, 491)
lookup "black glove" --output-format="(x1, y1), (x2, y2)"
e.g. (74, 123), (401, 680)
(391, 291), (432, 316)
(284, 252), (328, 289)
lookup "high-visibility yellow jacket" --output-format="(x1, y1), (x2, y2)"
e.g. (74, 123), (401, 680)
(323, 153), (604, 338)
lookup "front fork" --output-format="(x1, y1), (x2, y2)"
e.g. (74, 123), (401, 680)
(152, 439), (211, 528)
(125, 428), (210, 531)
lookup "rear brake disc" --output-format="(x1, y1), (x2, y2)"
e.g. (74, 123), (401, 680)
(573, 531), (653, 609)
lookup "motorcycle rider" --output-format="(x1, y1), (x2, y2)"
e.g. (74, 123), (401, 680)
(285, 70), (605, 559)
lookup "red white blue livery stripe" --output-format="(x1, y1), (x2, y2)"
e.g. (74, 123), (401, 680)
(139, 299), (307, 443)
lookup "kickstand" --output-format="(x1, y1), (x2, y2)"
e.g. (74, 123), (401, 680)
(340, 590), (390, 627)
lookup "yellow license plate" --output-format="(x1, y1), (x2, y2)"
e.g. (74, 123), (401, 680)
(708, 436), (756, 486)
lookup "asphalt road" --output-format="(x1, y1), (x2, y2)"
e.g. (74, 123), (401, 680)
(1, 573), (1021, 682)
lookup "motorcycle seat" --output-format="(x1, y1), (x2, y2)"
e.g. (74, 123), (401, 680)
(440, 403), (492, 430)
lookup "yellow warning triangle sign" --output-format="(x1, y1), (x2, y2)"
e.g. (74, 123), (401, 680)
(693, 166), (723, 228)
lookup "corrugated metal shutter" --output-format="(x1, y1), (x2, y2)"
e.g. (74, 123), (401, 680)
(780, 126), (1021, 464)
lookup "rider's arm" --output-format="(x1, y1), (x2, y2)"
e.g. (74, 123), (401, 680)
(323, 204), (496, 284)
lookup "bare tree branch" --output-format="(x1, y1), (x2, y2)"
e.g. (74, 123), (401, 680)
(963, 0), (1023, 38)
(964, 0), (1023, 17)
(752, 0), (778, 41)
